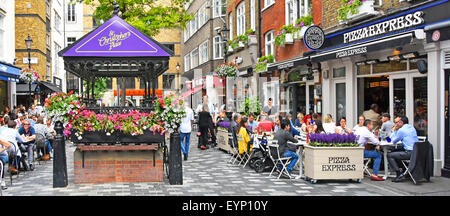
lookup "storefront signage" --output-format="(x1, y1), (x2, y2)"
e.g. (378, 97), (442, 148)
(277, 62), (294, 70)
(335, 46), (367, 58)
(432, 30), (441, 41)
(304, 26), (325, 50)
(343, 11), (424, 44)
(322, 157), (357, 172)
(61, 16), (171, 57)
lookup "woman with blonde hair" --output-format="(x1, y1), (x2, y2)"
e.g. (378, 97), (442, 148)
(323, 114), (336, 134)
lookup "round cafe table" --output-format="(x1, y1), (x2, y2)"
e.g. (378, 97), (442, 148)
(287, 139), (307, 179)
(379, 140), (402, 179)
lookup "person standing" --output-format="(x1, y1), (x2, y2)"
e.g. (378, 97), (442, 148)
(388, 116), (419, 182)
(198, 105), (212, 150)
(261, 98), (277, 121)
(363, 104), (381, 130)
(180, 103), (194, 160)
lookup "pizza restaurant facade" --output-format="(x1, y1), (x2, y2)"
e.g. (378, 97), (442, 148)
(307, 0), (450, 177)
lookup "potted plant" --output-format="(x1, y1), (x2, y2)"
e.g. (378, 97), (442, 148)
(338, 0), (377, 22)
(246, 29), (257, 45)
(255, 55), (274, 73)
(294, 15), (313, 40)
(215, 62), (238, 78)
(304, 133), (364, 183)
(20, 68), (40, 83)
(275, 24), (294, 46)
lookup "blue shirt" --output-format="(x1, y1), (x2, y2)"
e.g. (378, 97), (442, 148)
(18, 126), (36, 145)
(389, 124), (418, 151)
(290, 120), (300, 136)
(247, 120), (258, 131)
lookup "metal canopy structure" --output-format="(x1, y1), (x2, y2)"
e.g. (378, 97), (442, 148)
(58, 15), (173, 109)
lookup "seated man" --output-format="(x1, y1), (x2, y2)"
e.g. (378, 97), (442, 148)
(0, 120), (24, 173)
(0, 138), (12, 190)
(354, 120), (384, 181)
(273, 119), (299, 177)
(256, 115), (275, 134)
(18, 119), (36, 171)
(229, 113), (241, 149)
(388, 116), (419, 182)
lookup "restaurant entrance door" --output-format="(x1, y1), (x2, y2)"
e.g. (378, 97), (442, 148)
(443, 69), (450, 178)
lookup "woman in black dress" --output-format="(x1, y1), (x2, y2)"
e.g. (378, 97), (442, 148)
(198, 105), (212, 150)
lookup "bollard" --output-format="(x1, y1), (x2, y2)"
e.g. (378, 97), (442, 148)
(53, 121), (68, 188)
(169, 131), (182, 185)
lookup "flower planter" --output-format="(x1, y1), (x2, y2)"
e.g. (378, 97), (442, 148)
(346, 0), (378, 22)
(247, 35), (257, 45)
(238, 41), (245, 48)
(216, 127), (233, 153)
(304, 145), (364, 183)
(227, 47), (234, 53)
(285, 33), (294, 44)
(71, 130), (165, 145)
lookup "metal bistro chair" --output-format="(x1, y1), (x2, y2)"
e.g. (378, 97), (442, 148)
(227, 133), (238, 164)
(399, 139), (428, 185)
(8, 151), (20, 185)
(34, 133), (47, 165)
(363, 158), (372, 177)
(239, 134), (255, 168)
(228, 133), (243, 165)
(0, 159), (4, 196)
(236, 134), (249, 166)
(267, 140), (292, 179)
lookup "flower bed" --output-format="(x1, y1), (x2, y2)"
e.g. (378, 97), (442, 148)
(308, 133), (359, 147)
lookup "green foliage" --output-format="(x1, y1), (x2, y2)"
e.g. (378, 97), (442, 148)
(337, 0), (363, 21)
(294, 14), (313, 30)
(74, 0), (193, 37)
(255, 55), (274, 73)
(275, 24), (294, 46)
(226, 29), (256, 51)
(82, 77), (110, 100)
(239, 96), (262, 116)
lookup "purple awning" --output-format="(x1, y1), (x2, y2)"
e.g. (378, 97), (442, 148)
(60, 16), (172, 57)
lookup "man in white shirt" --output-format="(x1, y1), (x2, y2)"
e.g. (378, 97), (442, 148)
(180, 102), (194, 161)
(355, 119), (384, 181)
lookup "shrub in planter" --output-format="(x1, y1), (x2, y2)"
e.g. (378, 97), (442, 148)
(337, 0), (365, 21)
(275, 24), (294, 46)
(255, 55), (274, 73)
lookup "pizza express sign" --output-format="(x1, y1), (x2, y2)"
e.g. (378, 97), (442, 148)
(343, 11), (424, 44)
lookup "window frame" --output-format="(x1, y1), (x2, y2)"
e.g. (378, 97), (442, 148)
(67, 3), (76, 23)
(236, 2), (246, 36)
(213, 36), (224, 59)
(199, 40), (209, 65)
(190, 47), (199, 69)
(265, 30), (275, 58)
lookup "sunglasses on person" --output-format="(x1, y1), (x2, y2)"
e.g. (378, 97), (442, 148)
(23, 123), (30, 125)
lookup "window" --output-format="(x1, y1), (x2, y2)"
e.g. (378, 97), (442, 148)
(250, 0), (256, 31)
(264, 0), (275, 9)
(336, 83), (346, 123)
(163, 74), (176, 89)
(299, 0), (312, 18)
(184, 54), (190, 72)
(47, 62), (51, 80)
(190, 13), (198, 37)
(213, 0), (226, 18)
(46, 32), (51, 49)
(54, 11), (61, 33)
(54, 43), (61, 76)
(236, 2), (246, 36)
(67, 37), (76, 45)
(286, 0), (298, 25)
(265, 30), (275, 57)
(199, 3), (208, 27)
(191, 48), (199, 69)
(229, 12), (233, 39)
(183, 25), (190, 42)
(67, 4), (76, 22)
(213, 36), (223, 59)
(333, 67), (346, 78)
(199, 40), (209, 64)
(162, 43), (175, 53)
(46, 1), (50, 18)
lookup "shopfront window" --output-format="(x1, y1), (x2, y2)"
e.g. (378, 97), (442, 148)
(413, 77), (428, 136)
(336, 83), (346, 123)
(309, 84), (314, 114)
(393, 78), (406, 118)
(333, 67), (345, 78)
(373, 60), (407, 74)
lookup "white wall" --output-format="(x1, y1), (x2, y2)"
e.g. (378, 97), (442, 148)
(51, 0), (66, 92)
(0, 0), (16, 107)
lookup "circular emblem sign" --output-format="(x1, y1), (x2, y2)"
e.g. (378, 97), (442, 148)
(432, 30), (440, 42)
(304, 25), (325, 50)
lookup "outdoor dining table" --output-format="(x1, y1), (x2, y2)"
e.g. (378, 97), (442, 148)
(379, 140), (402, 179)
(288, 139), (307, 179)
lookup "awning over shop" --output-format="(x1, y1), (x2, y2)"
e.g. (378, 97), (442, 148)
(16, 83), (39, 95)
(310, 33), (414, 62)
(40, 81), (62, 93)
(0, 61), (21, 82)
(267, 57), (310, 72)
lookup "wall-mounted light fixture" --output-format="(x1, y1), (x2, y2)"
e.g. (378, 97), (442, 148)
(401, 52), (419, 59)
(365, 59), (379, 64)
(387, 55), (402, 61)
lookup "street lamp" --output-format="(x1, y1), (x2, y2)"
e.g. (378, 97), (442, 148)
(25, 34), (33, 108)
(217, 23), (230, 108)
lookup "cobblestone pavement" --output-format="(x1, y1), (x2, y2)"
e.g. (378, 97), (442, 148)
(1, 132), (407, 196)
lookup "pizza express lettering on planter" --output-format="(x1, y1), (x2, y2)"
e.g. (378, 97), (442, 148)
(98, 30), (132, 50)
(321, 157), (357, 172)
(343, 11), (424, 44)
(335, 46), (367, 58)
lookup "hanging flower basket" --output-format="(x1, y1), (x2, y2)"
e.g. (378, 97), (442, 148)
(20, 68), (40, 83)
(215, 62), (238, 78)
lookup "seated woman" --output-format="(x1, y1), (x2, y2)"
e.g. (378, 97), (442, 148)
(335, 117), (352, 135)
(237, 117), (252, 154)
(294, 113), (305, 128)
(310, 120), (325, 134)
(323, 114), (337, 134)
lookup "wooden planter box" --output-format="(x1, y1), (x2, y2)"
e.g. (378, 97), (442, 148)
(304, 145), (364, 183)
(216, 128), (232, 153)
(71, 130), (165, 145)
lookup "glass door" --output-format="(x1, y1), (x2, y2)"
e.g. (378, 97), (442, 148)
(444, 69), (450, 177)
(335, 82), (346, 123)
